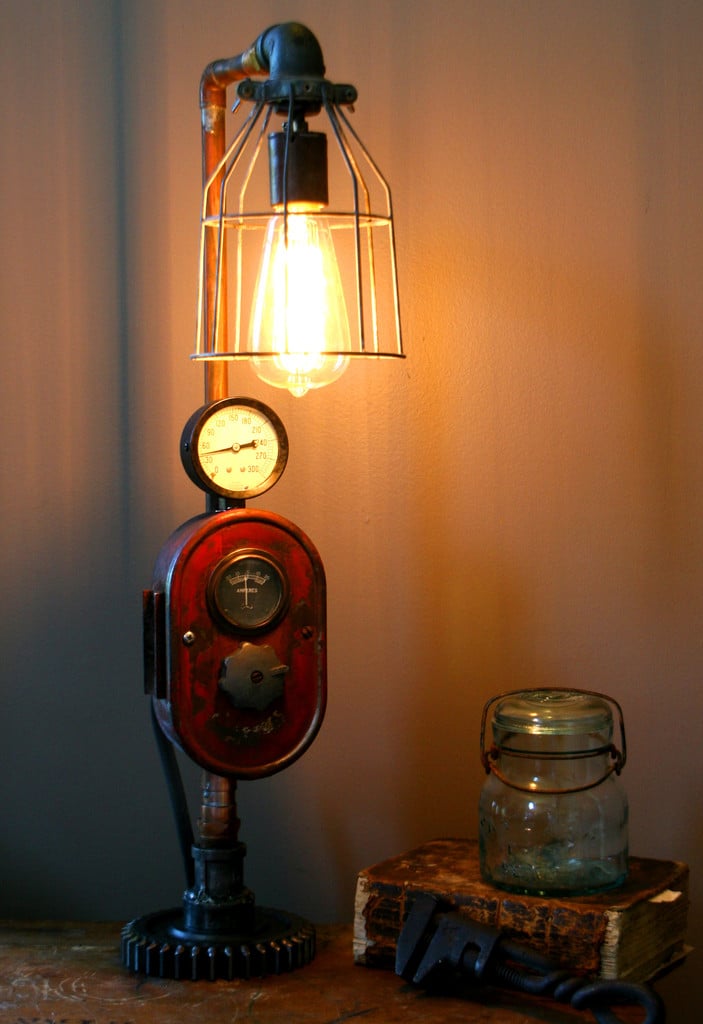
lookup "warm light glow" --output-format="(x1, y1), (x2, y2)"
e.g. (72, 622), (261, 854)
(249, 211), (351, 397)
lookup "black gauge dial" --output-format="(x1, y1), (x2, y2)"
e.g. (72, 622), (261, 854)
(209, 552), (288, 631)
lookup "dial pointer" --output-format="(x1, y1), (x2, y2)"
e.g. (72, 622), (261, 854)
(205, 439), (259, 455)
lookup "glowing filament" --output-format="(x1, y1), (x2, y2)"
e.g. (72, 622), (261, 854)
(250, 213), (351, 397)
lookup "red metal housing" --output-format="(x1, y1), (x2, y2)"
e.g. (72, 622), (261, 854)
(144, 508), (326, 779)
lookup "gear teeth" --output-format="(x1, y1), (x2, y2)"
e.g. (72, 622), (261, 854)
(121, 908), (315, 980)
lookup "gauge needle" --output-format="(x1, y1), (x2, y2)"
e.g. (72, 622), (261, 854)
(205, 439), (259, 455)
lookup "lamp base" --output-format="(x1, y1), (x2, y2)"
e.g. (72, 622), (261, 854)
(121, 905), (315, 980)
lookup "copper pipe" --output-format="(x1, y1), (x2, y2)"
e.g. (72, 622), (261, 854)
(198, 770), (241, 843)
(198, 43), (266, 840)
(200, 42), (264, 404)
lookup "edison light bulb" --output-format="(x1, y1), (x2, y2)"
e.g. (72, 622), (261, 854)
(249, 210), (351, 398)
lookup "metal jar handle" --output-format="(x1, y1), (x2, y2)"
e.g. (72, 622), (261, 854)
(480, 687), (627, 795)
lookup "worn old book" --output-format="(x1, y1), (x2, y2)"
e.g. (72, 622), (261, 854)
(353, 838), (689, 982)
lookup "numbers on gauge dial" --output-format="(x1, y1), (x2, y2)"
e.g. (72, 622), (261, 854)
(181, 398), (288, 499)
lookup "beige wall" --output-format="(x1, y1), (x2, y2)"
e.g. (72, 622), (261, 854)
(1, 0), (701, 1015)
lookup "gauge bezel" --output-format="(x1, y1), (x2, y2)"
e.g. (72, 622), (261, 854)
(208, 549), (289, 632)
(180, 396), (289, 499)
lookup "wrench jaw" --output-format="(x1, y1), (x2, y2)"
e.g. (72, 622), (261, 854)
(395, 893), (502, 986)
(395, 893), (442, 982)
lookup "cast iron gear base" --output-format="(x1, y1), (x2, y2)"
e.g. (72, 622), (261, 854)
(121, 906), (315, 980)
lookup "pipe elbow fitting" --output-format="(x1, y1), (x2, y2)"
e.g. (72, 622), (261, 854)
(255, 22), (326, 80)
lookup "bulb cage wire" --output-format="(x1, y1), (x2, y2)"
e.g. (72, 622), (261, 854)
(194, 81), (404, 363)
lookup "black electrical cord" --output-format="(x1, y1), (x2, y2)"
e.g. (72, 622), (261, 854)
(150, 701), (195, 888)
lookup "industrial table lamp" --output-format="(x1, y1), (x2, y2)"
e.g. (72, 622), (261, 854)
(121, 22), (403, 981)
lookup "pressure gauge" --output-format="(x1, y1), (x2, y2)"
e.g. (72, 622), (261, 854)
(181, 397), (289, 500)
(209, 551), (288, 631)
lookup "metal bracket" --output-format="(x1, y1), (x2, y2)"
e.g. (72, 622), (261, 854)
(236, 78), (357, 109)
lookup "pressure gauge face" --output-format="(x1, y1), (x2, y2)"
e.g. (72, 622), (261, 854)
(181, 397), (288, 500)
(209, 551), (288, 631)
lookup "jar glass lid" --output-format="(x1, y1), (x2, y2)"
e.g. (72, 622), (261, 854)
(492, 688), (613, 736)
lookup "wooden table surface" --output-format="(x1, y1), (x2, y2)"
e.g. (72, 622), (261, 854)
(0, 920), (650, 1023)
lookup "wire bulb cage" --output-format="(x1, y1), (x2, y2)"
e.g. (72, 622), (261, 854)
(194, 72), (404, 397)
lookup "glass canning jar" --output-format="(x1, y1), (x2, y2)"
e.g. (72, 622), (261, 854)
(479, 688), (628, 896)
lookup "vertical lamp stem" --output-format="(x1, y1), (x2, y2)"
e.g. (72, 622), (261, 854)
(200, 78), (229, 404)
(198, 48), (265, 839)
